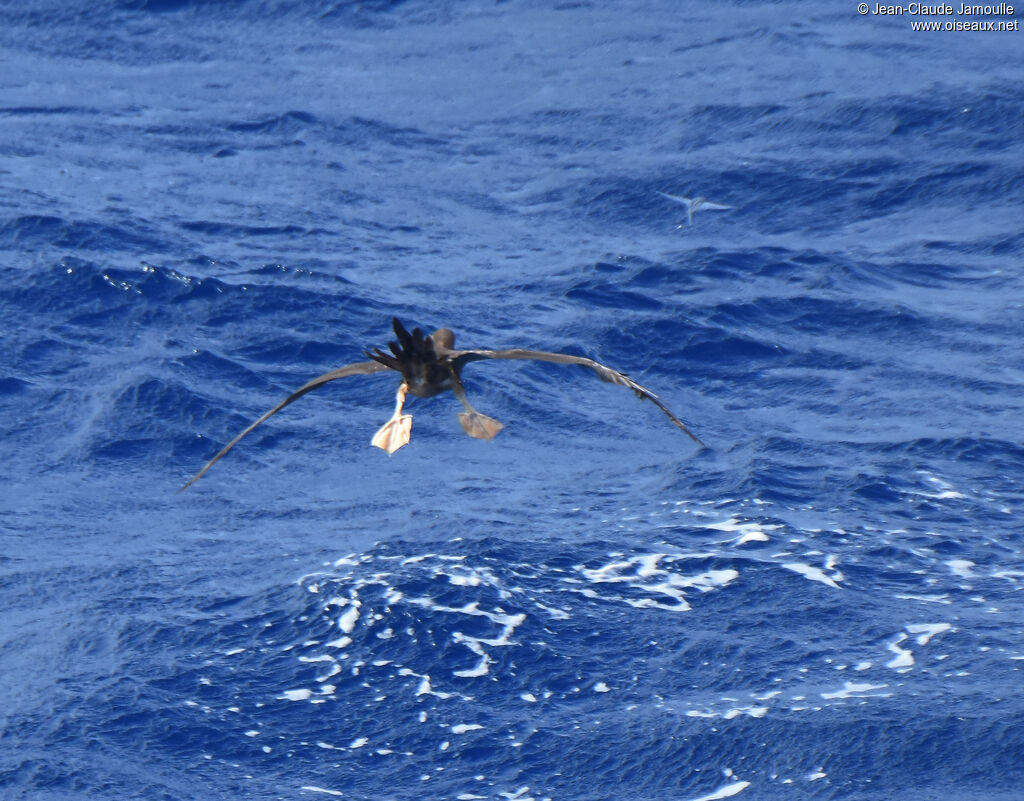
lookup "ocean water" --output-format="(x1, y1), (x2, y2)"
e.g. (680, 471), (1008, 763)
(2, 1), (1023, 799)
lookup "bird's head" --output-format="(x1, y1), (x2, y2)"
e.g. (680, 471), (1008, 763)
(429, 328), (455, 352)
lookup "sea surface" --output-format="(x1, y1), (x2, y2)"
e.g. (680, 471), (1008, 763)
(2, 2), (1023, 800)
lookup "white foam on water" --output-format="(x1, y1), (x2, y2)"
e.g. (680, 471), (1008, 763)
(915, 472), (966, 500)
(448, 573), (483, 594)
(906, 622), (952, 645)
(820, 681), (890, 700)
(452, 636), (492, 678)
(447, 569), (488, 587)
(580, 554), (660, 582)
(947, 559), (975, 578)
(593, 682), (611, 693)
(686, 779), (752, 801)
(395, 668), (455, 700)
(685, 703), (768, 720)
(534, 601), (571, 620)
(690, 569), (741, 592)
(704, 517), (779, 547)
(895, 593), (952, 604)
(723, 706), (768, 719)
(349, 737), (368, 749)
(782, 562), (842, 589)
(823, 554), (843, 578)
(338, 603), (361, 634)
(451, 723), (484, 734)
(575, 554), (738, 611)
(397, 601), (526, 679)
(301, 786), (345, 797)
(885, 633), (914, 670)
(280, 688), (313, 701)
(624, 593), (692, 612)
(638, 553), (664, 577)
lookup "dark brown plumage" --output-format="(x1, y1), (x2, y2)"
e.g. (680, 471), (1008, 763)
(180, 317), (702, 490)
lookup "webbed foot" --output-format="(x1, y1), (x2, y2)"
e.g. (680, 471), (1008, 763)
(372, 382), (413, 454)
(371, 414), (413, 454)
(458, 411), (504, 440)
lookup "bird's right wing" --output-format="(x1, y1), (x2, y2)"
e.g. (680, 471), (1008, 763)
(452, 348), (703, 445)
(656, 190), (693, 206)
(180, 360), (391, 491)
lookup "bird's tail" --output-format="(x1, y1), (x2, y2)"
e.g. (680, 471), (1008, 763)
(365, 317), (436, 372)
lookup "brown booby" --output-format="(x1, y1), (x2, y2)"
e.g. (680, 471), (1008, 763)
(180, 318), (702, 490)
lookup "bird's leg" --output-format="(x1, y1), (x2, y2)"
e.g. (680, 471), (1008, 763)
(371, 382), (413, 454)
(450, 374), (504, 440)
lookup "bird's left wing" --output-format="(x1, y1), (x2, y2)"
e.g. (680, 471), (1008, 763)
(180, 360), (391, 491)
(451, 348), (703, 445)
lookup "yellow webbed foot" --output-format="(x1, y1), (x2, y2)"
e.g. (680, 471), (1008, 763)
(458, 411), (504, 440)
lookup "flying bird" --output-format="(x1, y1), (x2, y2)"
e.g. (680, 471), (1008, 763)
(180, 318), (703, 490)
(657, 190), (732, 226)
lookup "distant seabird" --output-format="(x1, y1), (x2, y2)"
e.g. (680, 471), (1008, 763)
(180, 318), (703, 490)
(657, 190), (732, 226)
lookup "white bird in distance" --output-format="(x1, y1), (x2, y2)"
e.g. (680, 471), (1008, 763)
(656, 190), (732, 226)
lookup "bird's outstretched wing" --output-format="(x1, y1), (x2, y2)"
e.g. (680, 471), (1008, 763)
(656, 191), (732, 225)
(451, 348), (703, 445)
(656, 190), (694, 206)
(180, 360), (391, 491)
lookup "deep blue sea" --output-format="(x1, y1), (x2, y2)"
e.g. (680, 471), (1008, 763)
(2, 2), (1023, 799)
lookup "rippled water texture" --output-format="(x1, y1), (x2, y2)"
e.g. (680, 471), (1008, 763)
(1, 2), (1023, 800)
